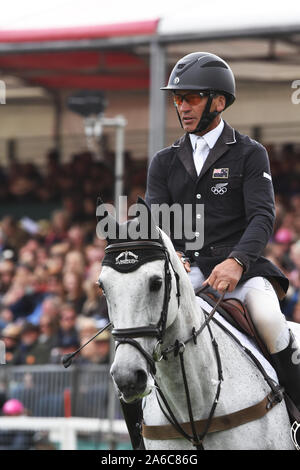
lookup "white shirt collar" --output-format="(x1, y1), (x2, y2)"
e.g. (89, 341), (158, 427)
(190, 119), (224, 151)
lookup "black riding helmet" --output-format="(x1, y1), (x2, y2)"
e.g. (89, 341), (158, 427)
(161, 52), (236, 134)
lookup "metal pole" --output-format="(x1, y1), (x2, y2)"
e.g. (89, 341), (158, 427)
(85, 114), (127, 215)
(87, 114), (127, 449)
(53, 91), (62, 158)
(148, 40), (167, 164)
(113, 116), (127, 221)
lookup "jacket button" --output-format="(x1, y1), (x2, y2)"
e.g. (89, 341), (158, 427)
(194, 252), (199, 257)
(196, 214), (201, 219)
(196, 194), (201, 199)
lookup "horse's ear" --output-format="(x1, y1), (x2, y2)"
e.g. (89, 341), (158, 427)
(96, 196), (104, 223)
(136, 196), (148, 208)
(136, 196), (160, 241)
(96, 196), (119, 242)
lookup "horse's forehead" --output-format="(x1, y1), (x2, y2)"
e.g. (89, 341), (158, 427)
(99, 261), (164, 286)
(100, 262), (165, 325)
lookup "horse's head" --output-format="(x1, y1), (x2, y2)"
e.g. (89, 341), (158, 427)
(97, 197), (185, 402)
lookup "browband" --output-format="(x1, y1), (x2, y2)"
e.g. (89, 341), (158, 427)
(105, 241), (166, 253)
(102, 240), (167, 273)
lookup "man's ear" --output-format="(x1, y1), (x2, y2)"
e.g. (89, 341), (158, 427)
(215, 94), (226, 112)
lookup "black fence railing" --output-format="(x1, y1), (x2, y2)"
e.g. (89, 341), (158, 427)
(0, 364), (121, 419)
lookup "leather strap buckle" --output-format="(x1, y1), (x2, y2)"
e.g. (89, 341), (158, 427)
(266, 386), (284, 409)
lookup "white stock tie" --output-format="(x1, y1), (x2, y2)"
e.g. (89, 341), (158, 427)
(194, 137), (208, 176)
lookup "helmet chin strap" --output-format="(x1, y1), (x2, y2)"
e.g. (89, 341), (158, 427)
(189, 92), (220, 135)
(175, 92), (220, 135)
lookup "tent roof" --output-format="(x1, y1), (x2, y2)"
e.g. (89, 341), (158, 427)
(0, 1), (300, 92)
(0, 0), (299, 42)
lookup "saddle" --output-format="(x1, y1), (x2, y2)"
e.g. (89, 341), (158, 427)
(195, 286), (271, 362)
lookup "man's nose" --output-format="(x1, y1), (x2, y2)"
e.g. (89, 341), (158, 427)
(179, 99), (192, 112)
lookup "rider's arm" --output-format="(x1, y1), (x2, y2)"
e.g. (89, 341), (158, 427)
(228, 143), (275, 272)
(145, 151), (172, 206)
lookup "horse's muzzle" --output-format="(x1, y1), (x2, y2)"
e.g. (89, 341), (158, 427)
(111, 364), (148, 402)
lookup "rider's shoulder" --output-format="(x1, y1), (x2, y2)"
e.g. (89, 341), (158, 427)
(235, 130), (267, 154)
(152, 139), (181, 163)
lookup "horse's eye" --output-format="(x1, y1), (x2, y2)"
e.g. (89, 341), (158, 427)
(149, 277), (162, 292)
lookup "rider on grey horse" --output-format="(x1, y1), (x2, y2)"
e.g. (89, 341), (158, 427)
(143, 52), (300, 437)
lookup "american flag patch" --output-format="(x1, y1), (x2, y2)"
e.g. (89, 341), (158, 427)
(213, 168), (229, 179)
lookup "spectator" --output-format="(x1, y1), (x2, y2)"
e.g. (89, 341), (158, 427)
(46, 243), (69, 276)
(0, 399), (35, 450)
(289, 241), (300, 289)
(294, 302), (300, 323)
(81, 264), (108, 323)
(63, 250), (85, 276)
(0, 216), (28, 252)
(85, 244), (105, 269)
(38, 313), (59, 350)
(67, 225), (85, 251)
(0, 324), (22, 364)
(45, 274), (65, 298)
(0, 260), (15, 298)
(62, 271), (86, 314)
(77, 319), (110, 365)
(93, 330), (111, 364)
(28, 295), (62, 326)
(12, 322), (50, 365)
(50, 304), (80, 363)
(281, 241), (300, 319)
(0, 307), (14, 328)
(45, 210), (69, 248)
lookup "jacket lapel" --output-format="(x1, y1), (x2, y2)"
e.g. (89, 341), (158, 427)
(198, 121), (236, 180)
(174, 133), (198, 181)
(173, 122), (236, 182)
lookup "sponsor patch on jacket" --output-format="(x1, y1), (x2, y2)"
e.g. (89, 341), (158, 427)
(213, 168), (229, 179)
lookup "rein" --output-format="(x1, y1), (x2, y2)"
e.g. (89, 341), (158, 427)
(152, 289), (226, 450)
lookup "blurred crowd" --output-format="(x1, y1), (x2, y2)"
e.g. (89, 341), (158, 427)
(0, 213), (112, 366)
(0, 148), (147, 367)
(265, 144), (300, 321)
(0, 148), (147, 209)
(0, 143), (299, 367)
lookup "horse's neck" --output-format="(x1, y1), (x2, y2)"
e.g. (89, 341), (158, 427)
(156, 268), (219, 421)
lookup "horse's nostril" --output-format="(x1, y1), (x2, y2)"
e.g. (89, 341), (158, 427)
(136, 369), (147, 390)
(112, 367), (148, 398)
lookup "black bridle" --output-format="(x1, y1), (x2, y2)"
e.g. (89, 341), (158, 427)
(105, 239), (179, 376)
(105, 239), (224, 450)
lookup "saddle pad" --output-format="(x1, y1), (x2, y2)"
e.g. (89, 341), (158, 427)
(196, 296), (278, 384)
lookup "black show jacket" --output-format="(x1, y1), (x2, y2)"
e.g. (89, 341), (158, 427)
(145, 121), (288, 295)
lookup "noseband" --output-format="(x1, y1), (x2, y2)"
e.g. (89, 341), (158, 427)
(104, 240), (180, 375)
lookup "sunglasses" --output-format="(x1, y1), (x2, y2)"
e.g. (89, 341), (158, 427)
(173, 92), (210, 107)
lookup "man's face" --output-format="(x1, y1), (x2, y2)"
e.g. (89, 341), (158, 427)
(173, 90), (225, 134)
(60, 309), (76, 331)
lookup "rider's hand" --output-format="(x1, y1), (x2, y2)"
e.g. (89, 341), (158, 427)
(176, 251), (191, 273)
(202, 258), (243, 293)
